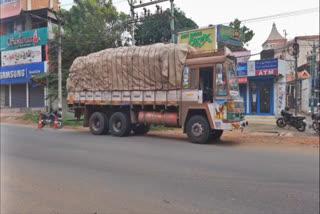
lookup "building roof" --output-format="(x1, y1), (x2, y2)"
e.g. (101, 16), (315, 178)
(286, 71), (311, 82)
(262, 23), (287, 47)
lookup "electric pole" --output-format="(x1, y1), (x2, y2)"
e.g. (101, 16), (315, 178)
(130, 0), (135, 45)
(128, 0), (175, 45)
(310, 41), (316, 112)
(170, 0), (175, 43)
(58, 19), (62, 119)
(293, 37), (299, 115)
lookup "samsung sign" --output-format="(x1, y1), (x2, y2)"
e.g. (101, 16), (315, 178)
(0, 62), (45, 84)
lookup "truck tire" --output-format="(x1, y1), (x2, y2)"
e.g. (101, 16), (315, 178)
(89, 112), (109, 135)
(210, 129), (223, 140)
(186, 115), (210, 144)
(132, 124), (150, 135)
(109, 112), (131, 137)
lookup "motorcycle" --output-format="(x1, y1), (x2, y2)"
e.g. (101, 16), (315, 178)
(311, 112), (320, 133)
(40, 110), (63, 128)
(276, 107), (306, 132)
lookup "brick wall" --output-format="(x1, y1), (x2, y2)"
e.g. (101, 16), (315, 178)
(21, 0), (60, 11)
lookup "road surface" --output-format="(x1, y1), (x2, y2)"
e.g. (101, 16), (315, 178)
(1, 124), (319, 214)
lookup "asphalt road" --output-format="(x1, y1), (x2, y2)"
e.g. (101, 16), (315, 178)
(1, 124), (319, 214)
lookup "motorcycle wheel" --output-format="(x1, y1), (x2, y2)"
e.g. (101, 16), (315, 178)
(296, 121), (306, 132)
(312, 121), (320, 133)
(276, 118), (287, 128)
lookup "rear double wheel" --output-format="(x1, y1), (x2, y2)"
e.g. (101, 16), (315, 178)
(89, 112), (109, 135)
(109, 112), (132, 137)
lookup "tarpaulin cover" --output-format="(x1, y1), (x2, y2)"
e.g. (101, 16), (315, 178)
(67, 43), (195, 91)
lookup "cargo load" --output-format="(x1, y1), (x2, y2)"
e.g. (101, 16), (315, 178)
(67, 43), (195, 91)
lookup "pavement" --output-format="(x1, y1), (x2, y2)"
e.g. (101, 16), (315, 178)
(1, 124), (319, 214)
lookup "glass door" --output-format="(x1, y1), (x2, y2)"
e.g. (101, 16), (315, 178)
(259, 83), (271, 114)
(249, 79), (274, 115)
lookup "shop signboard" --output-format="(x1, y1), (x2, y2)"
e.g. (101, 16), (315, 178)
(238, 77), (248, 84)
(247, 61), (256, 76)
(0, 0), (21, 19)
(1, 46), (42, 67)
(217, 25), (244, 46)
(178, 27), (216, 52)
(0, 62), (45, 85)
(255, 59), (278, 76)
(237, 62), (247, 76)
(0, 27), (48, 51)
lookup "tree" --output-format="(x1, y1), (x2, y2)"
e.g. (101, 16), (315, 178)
(135, 7), (198, 45)
(34, 0), (128, 107)
(218, 18), (254, 51)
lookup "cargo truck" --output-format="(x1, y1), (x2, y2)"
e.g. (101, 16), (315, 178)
(67, 43), (247, 144)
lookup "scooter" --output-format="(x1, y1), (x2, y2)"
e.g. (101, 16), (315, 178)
(276, 107), (306, 132)
(40, 110), (63, 128)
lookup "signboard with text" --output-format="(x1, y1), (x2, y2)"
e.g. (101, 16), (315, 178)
(0, 27), (48, 51)
(178, 27), (216, 52)
(0, 62), (45, 85)
(217, 25), (244, 46)
(238, 77), (248, 84)
(237, 62), (248, 76)
(0, 0), (21, 19)
(255, 58), (278, 76)
(1, 46), (42, 67)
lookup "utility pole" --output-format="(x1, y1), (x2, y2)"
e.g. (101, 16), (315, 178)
(128, 0), (175, 44)
(310, 41), (316, 112)
(170, 0), (175, 43)
(130, 0), (135, 46)
(58, 19), (62, 119)
(293, 37), (300, 115)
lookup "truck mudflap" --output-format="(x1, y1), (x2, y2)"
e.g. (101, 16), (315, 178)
(207, 103), (248, 131)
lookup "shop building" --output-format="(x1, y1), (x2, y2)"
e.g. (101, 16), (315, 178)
(0, 0), (59, 109)
(237, 58), (287, 116)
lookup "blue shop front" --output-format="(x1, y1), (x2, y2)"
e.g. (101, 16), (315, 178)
(237, 59), (287, 116)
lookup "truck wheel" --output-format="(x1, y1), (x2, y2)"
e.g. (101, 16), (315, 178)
(109, 112), (131, 137)
(132, 124), (150, 135)
(210, 129), (223, 140)
(186, 115), (210, 144)
(89, 112), (108, 135)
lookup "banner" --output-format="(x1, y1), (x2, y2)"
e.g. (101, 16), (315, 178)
(237, 62), (248, 76)
(0, 0), (21, 19)
(1, 46), (42, 67)
(0, 62), (45, 85)
(0, 27), (48, 51)
(178, 27), (216, 52)
(217, 25), (244, 46)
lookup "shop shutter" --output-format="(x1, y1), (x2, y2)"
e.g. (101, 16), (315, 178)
(11, 84), (26, 108)
(29, 85), (44, 107)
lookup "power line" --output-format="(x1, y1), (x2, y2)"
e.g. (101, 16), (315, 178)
(217, 7), (319, 25)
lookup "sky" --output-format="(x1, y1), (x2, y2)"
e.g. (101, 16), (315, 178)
(60, 0), (319, 59)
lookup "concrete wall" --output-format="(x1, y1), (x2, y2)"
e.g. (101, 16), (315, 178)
(21, 0), (60, 11)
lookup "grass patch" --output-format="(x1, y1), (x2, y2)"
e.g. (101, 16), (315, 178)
(150, 125), (174, 131)
(22, 113), (39, 123)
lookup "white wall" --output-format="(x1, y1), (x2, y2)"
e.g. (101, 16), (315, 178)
(301, 79), (311, 112)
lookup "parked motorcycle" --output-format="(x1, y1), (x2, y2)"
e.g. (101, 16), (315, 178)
(311, 112), (320, 133)
(276, 107), (306, 132)
(40, 110), (63, 128)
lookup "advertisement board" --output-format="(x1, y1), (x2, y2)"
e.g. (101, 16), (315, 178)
(255, 59), (278, 76)
(217, 25), (244, 46)
(0, 0), (21, 19)
(236, 62), (248, 76)
(178, 27), (216, 52)
(0, 62), (45, 85)
(0, 27), (48, 51)
(1, 46), (42, 67)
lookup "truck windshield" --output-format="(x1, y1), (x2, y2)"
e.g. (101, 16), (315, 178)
(227, 63), (240, 97)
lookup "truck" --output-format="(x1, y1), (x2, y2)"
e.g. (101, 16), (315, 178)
(67, 43), (247, 144)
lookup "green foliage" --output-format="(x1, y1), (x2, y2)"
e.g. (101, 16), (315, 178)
(36, 0), (128, 106)
(135, 7), (198, 45)
(22, 113), (83, 126)
(218, 18), (254, 51)
(22, 113), (39, 123)
(150, 125), (174, 131)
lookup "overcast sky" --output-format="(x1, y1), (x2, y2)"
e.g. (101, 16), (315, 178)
(60, 0), (319, 59)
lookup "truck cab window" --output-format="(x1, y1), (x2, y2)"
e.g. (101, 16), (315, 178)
(199, 67), (213, 103)
(215, 64), (227, 96)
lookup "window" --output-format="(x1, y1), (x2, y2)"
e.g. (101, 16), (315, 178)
(189, 69), (197, 89)
(183, 67), (198, 89)
(215, 64), (227, 96)
(227, 63), (240, 97)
